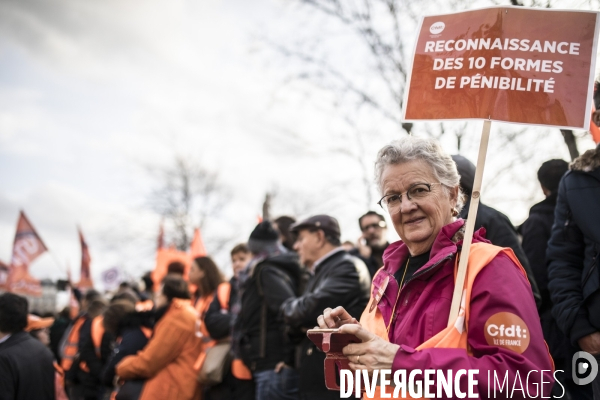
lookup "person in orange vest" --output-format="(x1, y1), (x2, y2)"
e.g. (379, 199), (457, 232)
(189, 255), (231, 399)
(116, 276), (204, 400)
(316, 136), (553, 399)
(71, 298), (110, 400)
(60, 289), (104, 396)
(204, 243), (255, 400)
(101, 298), (154, 400)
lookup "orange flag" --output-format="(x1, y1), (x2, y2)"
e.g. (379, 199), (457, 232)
(8, 211), (47, 296)
(190, 228), (207, 259)
(152, 247), (190, 293)
(76, 227), (94, 290)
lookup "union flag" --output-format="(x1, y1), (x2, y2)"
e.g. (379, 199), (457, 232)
(7, 211), (47, 296)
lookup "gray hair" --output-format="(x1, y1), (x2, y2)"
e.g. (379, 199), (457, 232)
(374, 136), (465, 212)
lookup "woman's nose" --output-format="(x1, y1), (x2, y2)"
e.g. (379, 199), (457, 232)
(399, 196), (417, 213)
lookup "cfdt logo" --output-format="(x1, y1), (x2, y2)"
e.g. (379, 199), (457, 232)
(572, 351), (598, 386)
(429, 22), (445, 35)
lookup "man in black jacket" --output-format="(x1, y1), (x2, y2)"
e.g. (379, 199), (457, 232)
(548, 144), (600, 397)
(452, 154), (542, 307)
(282, 215), (370, 400)
(521, 159), (581, 397)
(233, 221), (302, 400)
(0, 292), (55, 400)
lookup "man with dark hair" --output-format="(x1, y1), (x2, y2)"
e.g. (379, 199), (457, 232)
(521, 159), (576, 397)
(0, 293), (55, 400)
(282, 215), (370, 400)
(233, 221), (302, 400)
(452, 154), (542, 307)
(353, 211), (389, 278)
(274, 216), (297, 251)
(166, 261), (186, 276)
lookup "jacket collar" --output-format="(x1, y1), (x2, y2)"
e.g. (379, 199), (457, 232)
(0, 331), (30, 351)
(313, 247), (345, 273)
(381, 219), (489, 278)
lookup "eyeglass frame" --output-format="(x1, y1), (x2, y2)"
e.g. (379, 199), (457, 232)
(377, 182), (442, 212)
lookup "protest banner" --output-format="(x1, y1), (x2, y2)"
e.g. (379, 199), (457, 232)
(402, 6), (599, 325)
(7, 211), (47, 296)
(403, 6), (599, 129)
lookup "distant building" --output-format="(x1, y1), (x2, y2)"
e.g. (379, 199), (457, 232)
(27, 279), (57, 315)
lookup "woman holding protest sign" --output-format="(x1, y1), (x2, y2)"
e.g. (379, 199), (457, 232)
(316, 136), (554, 398)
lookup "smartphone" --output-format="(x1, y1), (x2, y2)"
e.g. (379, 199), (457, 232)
(306, 328), (362, 390)
(306, 328), (361, 353)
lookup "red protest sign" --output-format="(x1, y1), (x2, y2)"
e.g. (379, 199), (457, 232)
(403, 7), (599, 129)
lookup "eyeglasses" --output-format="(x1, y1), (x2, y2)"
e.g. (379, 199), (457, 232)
(361, 221), (387, 232)
(377, 183), (441, 213)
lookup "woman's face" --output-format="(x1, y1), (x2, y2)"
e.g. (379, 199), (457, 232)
(188, 262), (205, 285)
(381, 160), (458, 256)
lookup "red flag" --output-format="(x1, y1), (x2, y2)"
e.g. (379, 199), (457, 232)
(7, 211), (47, 296)
(0, 260), (9, 291)
(157, 220), (165, 250)
(189, 228), (207, 259)
(76, 227), (94, 290)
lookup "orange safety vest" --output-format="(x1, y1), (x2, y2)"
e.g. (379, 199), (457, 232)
(79, 315), (107, 373)
(194, 283), (231, 369)
(359, 243), (539, 399)
(60, 316), (86, 371)
(192, 282), (253, 380)
(91, 316), (105, 358)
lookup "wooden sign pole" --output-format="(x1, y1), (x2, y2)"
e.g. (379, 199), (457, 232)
(447, 119), (492, 326)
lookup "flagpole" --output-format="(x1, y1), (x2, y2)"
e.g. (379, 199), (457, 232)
(48, 251), (67, 276)
(447, 119), (492, 326)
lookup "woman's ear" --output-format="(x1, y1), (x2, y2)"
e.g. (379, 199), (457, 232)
(449, 185), (459, 208)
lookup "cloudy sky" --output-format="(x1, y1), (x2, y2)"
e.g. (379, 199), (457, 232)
(0, 0), (597, 287)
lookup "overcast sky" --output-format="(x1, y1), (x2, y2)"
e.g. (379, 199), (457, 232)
(0, 0), (597, 287)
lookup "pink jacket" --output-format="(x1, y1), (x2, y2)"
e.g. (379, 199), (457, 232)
(372, 219), (553, 399)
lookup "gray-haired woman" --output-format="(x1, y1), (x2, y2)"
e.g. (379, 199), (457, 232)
(317, 136), (554, 398)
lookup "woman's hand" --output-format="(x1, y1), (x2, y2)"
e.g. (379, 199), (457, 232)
(340, 324), (400, 373)
(316, 306), (360, 329)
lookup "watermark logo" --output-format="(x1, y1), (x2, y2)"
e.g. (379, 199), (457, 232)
(572, 351), (598, 385)
(430, 22), (445, 35)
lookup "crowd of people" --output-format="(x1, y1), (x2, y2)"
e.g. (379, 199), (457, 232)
(1, 135), (600, 400)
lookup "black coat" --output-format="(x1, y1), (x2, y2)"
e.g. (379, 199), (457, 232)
(548, 164), (600, 345)
(0, 331), (55, 400)
(521, 193), (558, 310)
(281, 249), (371, 399)
(234, 252), (301, 372)
(521, 192), (571, 364)
(460, 199), (542, 307)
